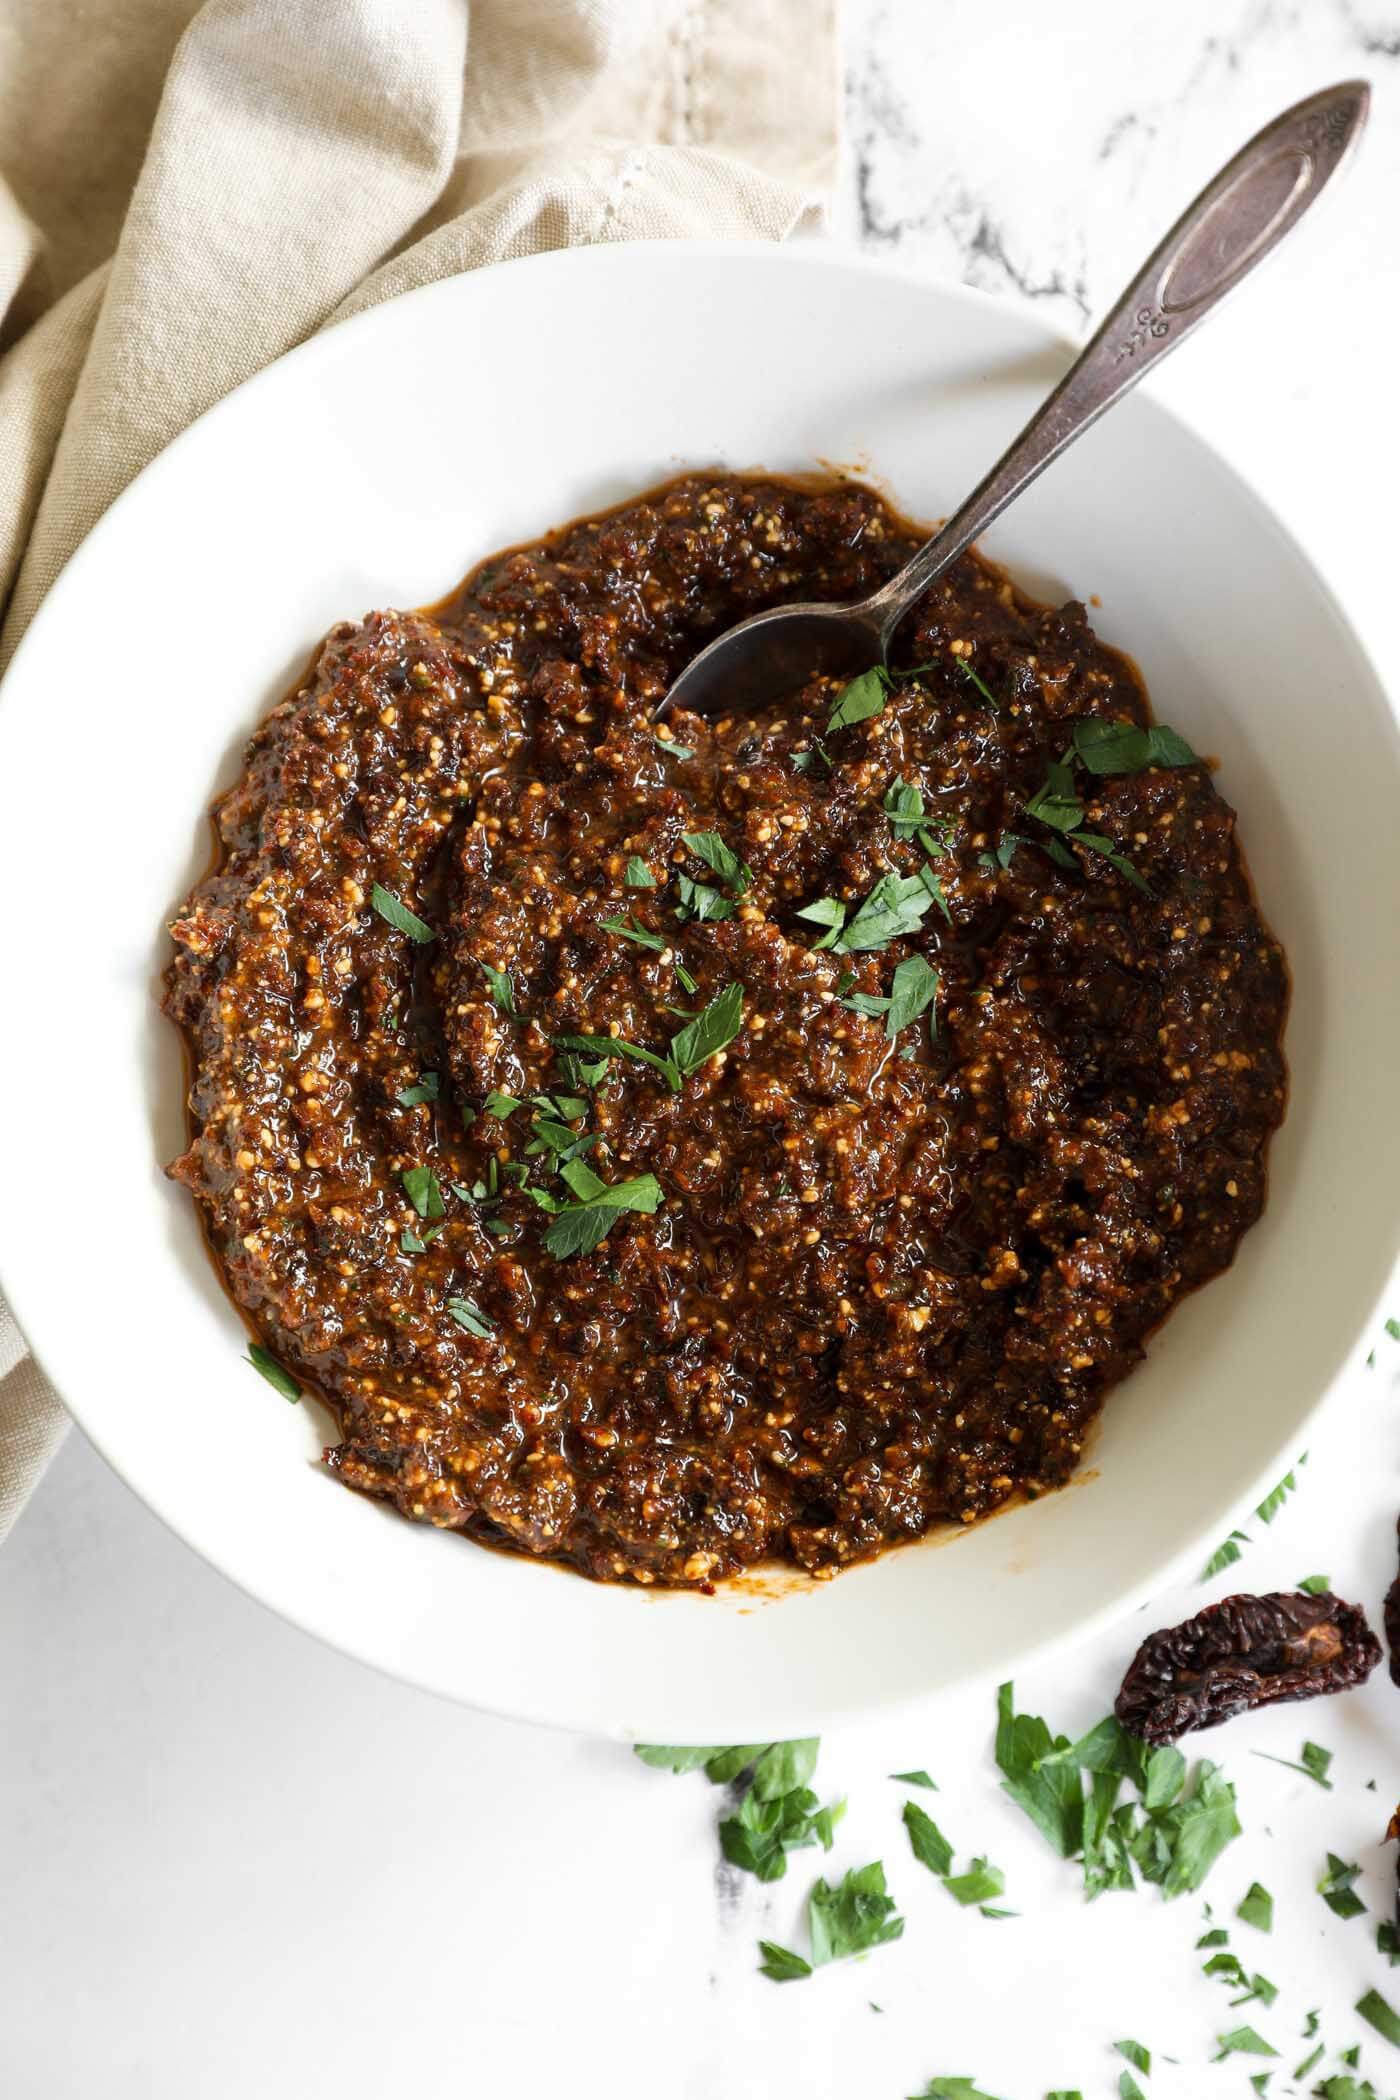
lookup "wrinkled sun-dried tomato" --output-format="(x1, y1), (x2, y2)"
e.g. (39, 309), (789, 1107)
(1115, 1589), (1381, 1746)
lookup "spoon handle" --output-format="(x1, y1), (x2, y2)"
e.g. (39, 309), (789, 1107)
(870, 78), (1369, 648)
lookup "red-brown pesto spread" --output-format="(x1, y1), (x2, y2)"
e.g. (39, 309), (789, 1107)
(164, 472), (1287, 1588)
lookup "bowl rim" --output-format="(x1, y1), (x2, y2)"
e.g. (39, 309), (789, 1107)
(2, 236), (1398, 1737)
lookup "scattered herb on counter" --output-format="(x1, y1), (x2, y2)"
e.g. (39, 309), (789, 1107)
(1238, 1882), (1274, 1932)
(808, 1860), (905, 1964)
(396, 1073), (440, 1106)
(370, 881), (434, 944)
(1253, 1740), (1333, 1789)
(756, 1939), (811, 1982)
(1294, 2042), (1325, 2082)
(1256, 1462), (1304, 1524)
(635, 1738), (842, 1886)
(246, 1344), (301, 1402)
(1300, 1574), (1333, 1594)
(1357, 1986), (1400, 2047)
(994, 1684), (1241, 1898)
(1213, 2024), (1278, 2060)
(891, 1768), (937, 1789)
(1114, 2041), (1151, 2075)
(909, 2079), (1006, 2100)
(1319, 1854), (1367, 1920)
(1118, 2074), (1146, 2100)
(903, 1800), (953, 1876)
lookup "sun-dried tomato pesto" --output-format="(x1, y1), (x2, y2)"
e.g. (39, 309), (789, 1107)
(164, 473), (1287, 1587)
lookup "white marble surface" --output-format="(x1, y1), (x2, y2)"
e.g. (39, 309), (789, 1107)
(6, 7), (1400, 2096)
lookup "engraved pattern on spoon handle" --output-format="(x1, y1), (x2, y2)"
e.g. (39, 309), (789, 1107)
(870, 78), (1370, 648)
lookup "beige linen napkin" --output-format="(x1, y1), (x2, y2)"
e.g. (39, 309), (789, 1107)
(0, 0), (837, 1539)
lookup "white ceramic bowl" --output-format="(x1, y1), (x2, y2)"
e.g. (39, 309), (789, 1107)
(1, 244), (1397, 1741)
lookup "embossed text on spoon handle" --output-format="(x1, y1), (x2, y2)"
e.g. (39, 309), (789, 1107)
(870, 78), (1369, 646)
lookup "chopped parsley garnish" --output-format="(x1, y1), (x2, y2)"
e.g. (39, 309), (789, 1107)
(1379, 1921), (1400, 1965)
(654, 733), (694, 761)
(842, 954), (940, 1040)
(720, 1784), (844, 1881)
(798, 867), (944, 955)
(944, 1856), (1005, 1907)
(1023, 756), (1151, 892)
(1357, 1989), (1400, 2049)
(246, 1344), (301, 1402)
(1213, 2025), (1278, 2060)
(911, 2080), (1005, 2100)
(446, 1297), (493, 1339)
(599, 913), (666, 952)
(674, 872), (733, 922)
(952, 654), (1000, 707)
(400, 1223), (443, 1253)
(1294, 2045), (1325, 2083)
(401, 1166), (446, 1219)
(370, 882), (434, 944)
(756, 1940), (811, 1982)
(1298, 1573), (1332, 1594)
(884, 777), (926, 839)
(1255, 1463), (1302, 1524)
(681, 830), (752, 895)
(557, 983), (743, 1095)
(903, 1799), (953, 1875)
(1319, 1854), (1366, 1918)
(1201, 1529), (1250, 1579)
(482, 1089), (522, 1119)
(994, 1685), (1240, 1899)
(625, 857), (657, 888)
(478, 960), (516, 1014)
(1071, 718), (1197, 774)
(1114, 2041), (1150, 2074)
(827, 664), (891, 732)
(542, 1170), (662, 1258)
(396, 1073), (440, 1106)
(1254, 1740), (1332, 1788)
(891, 1769), (937, 1789)
(675, 963), (698, 995)
(1237, 1881), (1274, 1932)
(808, 1861), (905, 1964)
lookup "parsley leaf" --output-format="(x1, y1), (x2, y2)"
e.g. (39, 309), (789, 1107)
(911, 2081), (1006, 2100)
(1379, 1921), (1400, 1966)
(482, 1089), (522, 1119)
(1071, 718), (1198, 774)
(400, 1223), (443, 1253)
(370, 882), (434, 944)
(1238, 1882), (1274, 1932)
(943, 1857), (1004, 1907)
(800, 869), (945, 956)
(903, 1799), (954, 1876)
(401, 1166), (445, 1219)
(1201, 1529), (1250, 1579)
(682, 830), (751, 895)
(952, 655), (1000, 707)
(1115, 2041), (1150, 2074)
(478, 960), (516, 1014)
(827, 665), (891, 732)
(891, 1769), (937, 1789)
(1356, 1987), (1400, 2048)
(668, 982), (744, 1079)
(884, 777), (926, 839)
(675, 872), (734, 923)
(599, 913), (666, 952)
(1214, 2026), (1278, 2060)
(808, 1862), (904, 1964)
(246, 1344), (301, 1402)
(555, 1031), (680, 1088)
(1254, 1740), (1333, 1789)
(654, 733), (695, 761)
(994, 1681), (1084, 1858)
(883, 955), (939, 1038)
(396, 1073), (440, 1107)
(1025, 758), (1084, 833)
(1319, 1854), (1367, 1919)
(624, 857), (657, 888)
(1073, 830), (1154, 893)
(757, 1939), (811, 1982)
(446, 1297), (493, 1339)
(543, 1173), (662, 1258)
(1299, 1573), (1332, 1594)
(1255, 1466), (1301, 1524)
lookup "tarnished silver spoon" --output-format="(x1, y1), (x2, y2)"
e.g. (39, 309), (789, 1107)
(658, 79), (1368, 723)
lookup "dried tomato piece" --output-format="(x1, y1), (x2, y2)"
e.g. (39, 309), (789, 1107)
(1114, 1589), (1381, 1746)
(1385, 1515), (1400, 1686)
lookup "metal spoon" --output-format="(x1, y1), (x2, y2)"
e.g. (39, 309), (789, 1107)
(659, 79), (1368, 723)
